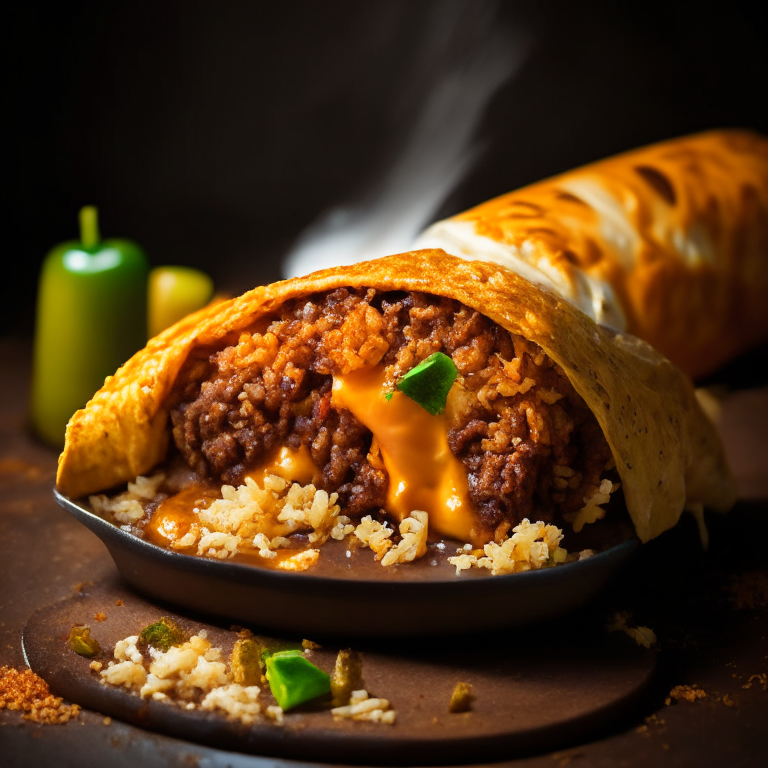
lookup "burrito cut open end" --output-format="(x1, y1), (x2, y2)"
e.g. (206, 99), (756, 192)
(56, 250), (737, 573)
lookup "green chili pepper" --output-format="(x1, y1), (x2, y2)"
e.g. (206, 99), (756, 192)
(265, 649), (331, 710)
(31, 206), (148, 447)
(392, 351), (458, 415)
(148, 265), (214, 338)
(68, 624), (100, 658)
(231, 635), (266, 686)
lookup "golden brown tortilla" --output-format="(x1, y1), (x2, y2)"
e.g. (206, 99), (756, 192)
(57, 250), (736, 543)
(416, 129), (768, 379)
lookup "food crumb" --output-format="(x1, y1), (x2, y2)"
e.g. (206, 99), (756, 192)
(302, 639), (320, 650)
(265, 705), (284, 724)
(725, 570), (768, 610)
(667, 685), (707, 703)
(448, 682), (474, 713)
(645, 713), (665, 726)
(719, 694), (736, 707)
(103, 716), (112, 725)
(742, 673), (767, 691)
(551, 751), (584, 767)
(0, 666), (81, 723)
(331, 689), (395, 724)
(115, 600), (124, 607)
(607, 612), (656, 648)
(89, 661), (103, 672)
(94, 612), (107, 622)
(68, 624), (101, 657)
(331, 649), (363, 707)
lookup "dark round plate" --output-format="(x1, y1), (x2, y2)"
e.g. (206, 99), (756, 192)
(22, 578), (656, 765)
(54, 488), (640, 637)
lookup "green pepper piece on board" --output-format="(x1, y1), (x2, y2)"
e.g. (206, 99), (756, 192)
(394, 352), (458, 415)
(138, 617), (186, 652)
(265, 650), (331, 710)
(148, 265), (214, 338)
(231, 634), (266, 686)
(68, 624), (100, 658)
(31, 206), (148, 448)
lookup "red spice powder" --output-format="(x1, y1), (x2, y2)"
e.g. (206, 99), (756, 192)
(0, 666), (80, 724)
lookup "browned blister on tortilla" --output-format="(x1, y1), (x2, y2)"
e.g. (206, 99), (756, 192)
(57, 250), (736, 543)
(418, 130), (768, 378)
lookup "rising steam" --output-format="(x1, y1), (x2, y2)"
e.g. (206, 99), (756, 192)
(282, 1), (530, 278)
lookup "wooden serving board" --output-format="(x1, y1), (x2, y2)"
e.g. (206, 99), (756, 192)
(23, 576), (656, 765)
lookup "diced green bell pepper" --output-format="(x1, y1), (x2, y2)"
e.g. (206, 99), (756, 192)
(393, 351), (458, 415)
(265, 649), (331, 710)
(68, 624), (100, 657)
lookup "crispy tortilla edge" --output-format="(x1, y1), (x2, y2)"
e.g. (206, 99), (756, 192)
(56, 249), (737, 541)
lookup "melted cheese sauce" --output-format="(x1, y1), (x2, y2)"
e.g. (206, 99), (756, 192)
(145, 445), (318, 564)
(331, 366), (478, 543)
(244, 444), (316, 487)
(148, 371), (481, 560)
(145, 484), (218, 549)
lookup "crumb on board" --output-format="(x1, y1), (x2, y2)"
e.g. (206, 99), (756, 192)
(94, 612), (107, 622)
(331, 648), (364, 706)
(551, 750), (585, 766)
(742, 673), (767, 691)
(302, 639), (321, 650)
(68, 624), (101, 657)
(665, 685), (707, 705)
(0, 666), (81, 723)
(607, 612), (657, 648)
(645, 713), (665, 726)
(726, 571), (768, 610)
(115, 599), (124, 607)
(448, 682), (473, 713)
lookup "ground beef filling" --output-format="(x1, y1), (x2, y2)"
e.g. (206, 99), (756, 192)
(169, 288), (613, 532)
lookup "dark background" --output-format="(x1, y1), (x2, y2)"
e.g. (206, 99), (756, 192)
(5, 0), (767, 338)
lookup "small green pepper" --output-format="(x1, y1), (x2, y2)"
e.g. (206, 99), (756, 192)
(31, 206), (148, 447)
(138, 617), (186, 652)
(330, 648), (363, 706)
(265, 649), (331, 710)
(148, 265), (214, 338)
(391, 352), (458, 415)
(68, 624), (100, 658)
(231, 634), (266, 686)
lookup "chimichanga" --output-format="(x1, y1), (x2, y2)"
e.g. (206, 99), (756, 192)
(57, 131), (768, 569)
(56, 251), (735, 557)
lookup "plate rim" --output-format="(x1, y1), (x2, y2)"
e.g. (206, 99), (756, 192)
(54, 486), (641, 593)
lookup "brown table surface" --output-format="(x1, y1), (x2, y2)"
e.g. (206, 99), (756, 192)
(1, 336), (766, 768)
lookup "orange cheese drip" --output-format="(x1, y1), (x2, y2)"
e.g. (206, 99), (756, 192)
(331, 366), (476, 543)
(244, 444), (316, 487)
(145, 484), (218, 549)
(146, 445), (317, 551)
